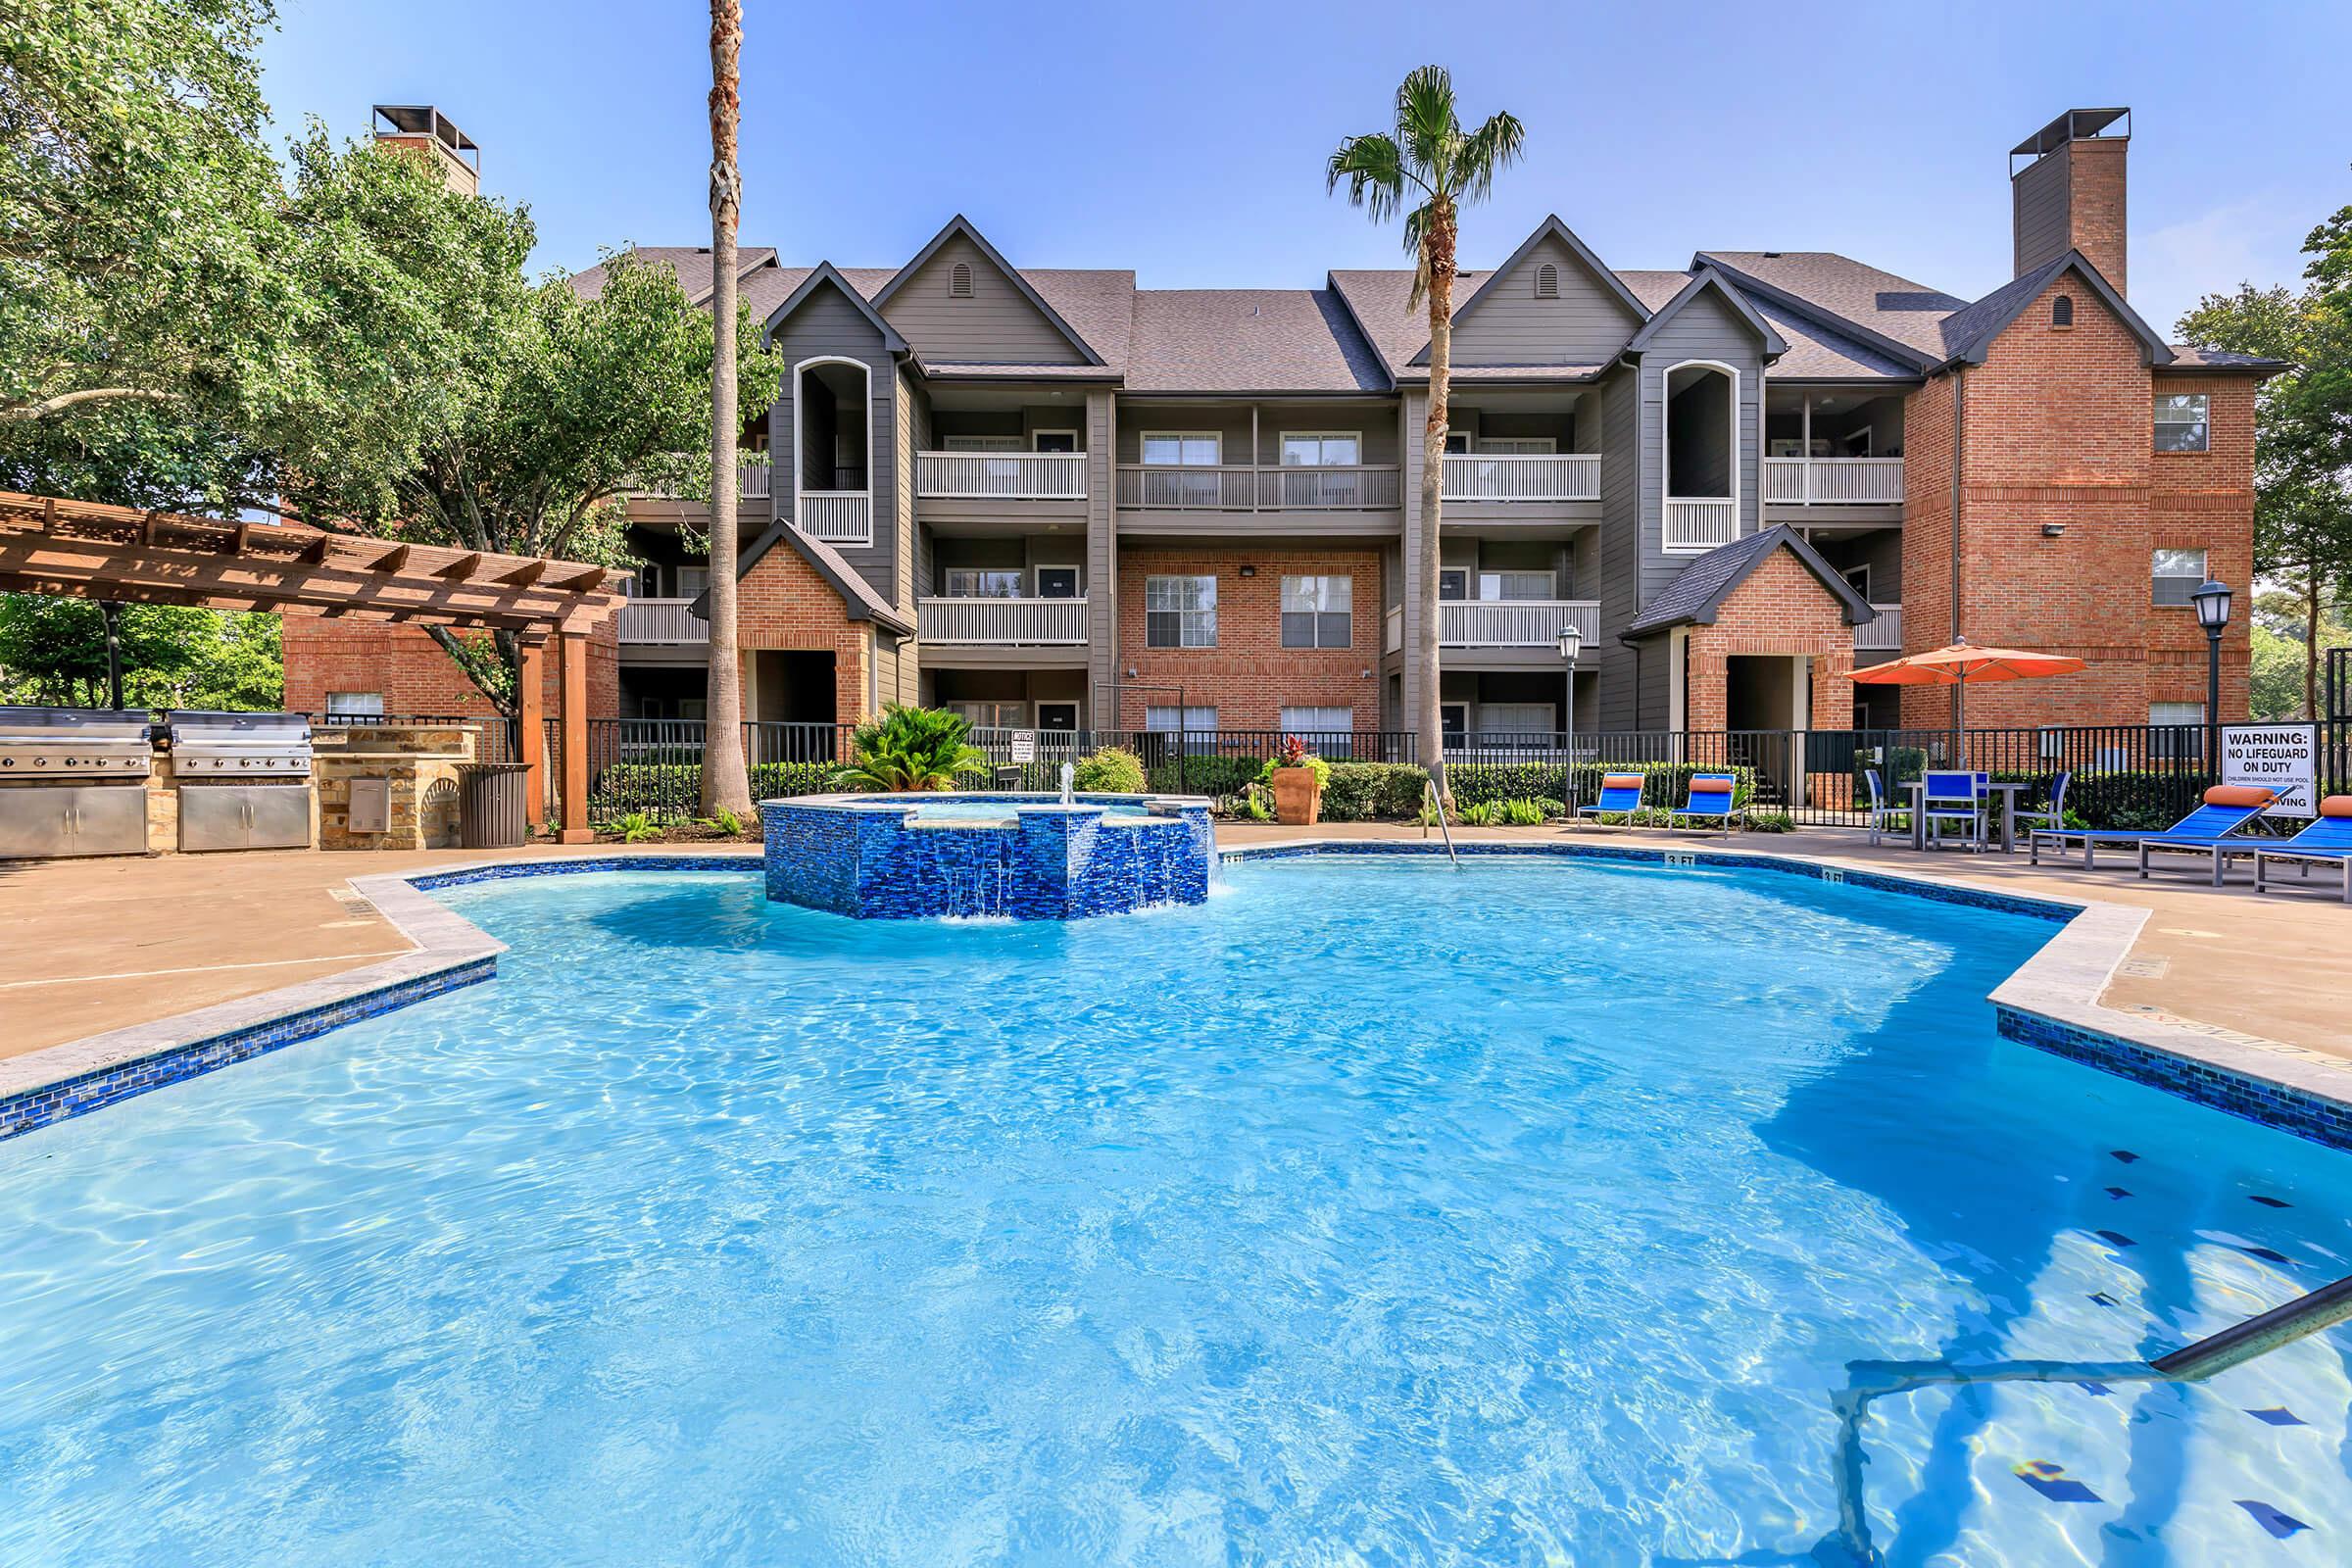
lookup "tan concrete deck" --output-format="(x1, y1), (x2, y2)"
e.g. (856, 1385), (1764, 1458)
(2, 825), (2347, 1062)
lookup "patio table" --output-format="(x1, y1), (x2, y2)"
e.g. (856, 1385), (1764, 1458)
(1902, 778), (2032, 854)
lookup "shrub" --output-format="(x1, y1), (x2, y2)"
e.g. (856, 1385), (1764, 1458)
(834, 705), (989, 792)
(1146, 754), (1260, 799)
(1496, 798), (1546, 825)
(1073, 746), (1147, 794)
(1319, 761), (1429, 822)
(598, 809), (659, 843)
(1742, 810), (1795, 833)
(1456, 801), (1499, 825)
(1531, 796), (1567, 819)
(1448, 760), (1757, 812)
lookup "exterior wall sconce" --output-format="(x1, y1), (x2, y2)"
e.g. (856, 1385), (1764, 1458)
(2041, 523), (2066, 537)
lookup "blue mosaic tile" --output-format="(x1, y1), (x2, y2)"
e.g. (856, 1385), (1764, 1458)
(2001, 1008), (2352, 1153)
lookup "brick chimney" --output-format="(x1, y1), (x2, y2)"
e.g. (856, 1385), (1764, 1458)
(370, 105), (479, 196)
(2010, 108), (2129, 294)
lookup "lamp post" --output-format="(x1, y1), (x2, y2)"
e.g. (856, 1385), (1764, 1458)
(1557, 620), (1584, 807)
(2191, 577), (2232, 780)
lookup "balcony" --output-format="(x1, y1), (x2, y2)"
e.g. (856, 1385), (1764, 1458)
(617, 598), (708, 646)
(797, 492), (870, 546)
(1764, 457), (1903, 505)
(1114, 465), (1400, 512)
(1854, 603), (1903, 657)
(1441, 453), (1600, 502)
(917, 596), (1090, 647)
(915, 451), (1086, 501)
(1441, 600), (1600, 648)
(1663, 499), (1738, 552)
(636, 459), (771, 504)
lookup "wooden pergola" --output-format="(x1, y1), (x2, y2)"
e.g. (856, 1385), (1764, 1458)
(0, 491), (627, 843)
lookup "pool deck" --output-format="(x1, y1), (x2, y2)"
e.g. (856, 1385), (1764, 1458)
(2, 825), (2347, 1069)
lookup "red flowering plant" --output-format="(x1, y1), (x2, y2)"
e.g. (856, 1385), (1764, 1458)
(1257, 734), (1331, 790)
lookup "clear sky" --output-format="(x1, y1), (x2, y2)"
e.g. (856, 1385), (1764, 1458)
(259, 0), (2348, 335)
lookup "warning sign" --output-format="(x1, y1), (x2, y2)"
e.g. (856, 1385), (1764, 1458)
(2221, 723), (2318, 817)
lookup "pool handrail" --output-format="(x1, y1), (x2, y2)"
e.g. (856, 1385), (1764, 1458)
(1823, 1272), (2352, 1564)
(1425, 779), (1460, 869)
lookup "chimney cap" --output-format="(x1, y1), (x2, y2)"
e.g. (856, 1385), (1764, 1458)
(2011, 107), (2129, 163)
(372, 105), (479, 163)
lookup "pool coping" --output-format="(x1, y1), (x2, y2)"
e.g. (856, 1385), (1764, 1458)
(2, 840), (2346, 1150)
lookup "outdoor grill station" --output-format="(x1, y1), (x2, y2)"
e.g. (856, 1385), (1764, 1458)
(0, 491), (626, 860)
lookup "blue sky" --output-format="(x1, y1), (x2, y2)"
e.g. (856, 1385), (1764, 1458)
(260, 0), (2347, 334)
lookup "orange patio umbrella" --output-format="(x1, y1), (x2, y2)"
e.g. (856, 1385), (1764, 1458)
(1849, 636), (2086, 763)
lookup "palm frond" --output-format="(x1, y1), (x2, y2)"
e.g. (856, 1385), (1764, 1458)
(1404, 202), (1436, 308)
(1327, 132), (1409, 224)
(1393, 66), (1458, 174)
(1449, 111), (1526, 203)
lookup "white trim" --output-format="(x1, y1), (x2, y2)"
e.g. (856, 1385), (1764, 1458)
(1660, 358), (1742, 554)
(1277, 430), (1364, 466)
(1667, 627), (1689, 734)
(1140, 430), (1222, 465)
(790, 355), (873, 546)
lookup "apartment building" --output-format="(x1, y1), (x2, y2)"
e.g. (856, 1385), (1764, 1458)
(284, 106), (2279, 744)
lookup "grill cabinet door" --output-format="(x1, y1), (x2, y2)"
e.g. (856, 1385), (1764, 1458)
(177, 786), (251, 852)
(244, 785), (314, 850)
(64, 785), (150, 856)
(0, 786), (77, 858)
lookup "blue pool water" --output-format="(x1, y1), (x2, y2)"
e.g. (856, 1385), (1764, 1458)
(1, 857), (2347, 1566)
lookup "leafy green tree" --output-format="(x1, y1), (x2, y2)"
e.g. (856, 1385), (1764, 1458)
(0, 596), (280, 709)
(1328, 68), (1524, 802)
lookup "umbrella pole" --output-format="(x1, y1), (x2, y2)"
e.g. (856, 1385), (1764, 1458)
(1955, 680), (1965, 770)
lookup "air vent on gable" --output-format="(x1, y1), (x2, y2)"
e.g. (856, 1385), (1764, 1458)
(1535, 262), (1559, 299)
(949, 262), (973, 299)
(2051, 294), (2075, 328)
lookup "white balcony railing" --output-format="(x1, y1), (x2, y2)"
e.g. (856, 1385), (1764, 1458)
(1763, 457), (1903, 504)
(1441, 453), (1601, 502)
(915, 451), (1086, 501)
(737, 459), (772, 500)
(1440, 600), (1600, 648)
(1854, 602), (1903, 653)
(1663, 498), (1738, 552)
(616, 597), (709, 645)
(797, 491), (870, 545)
(917, 596), (1090, 646)
(1114, 465), (1401, 512)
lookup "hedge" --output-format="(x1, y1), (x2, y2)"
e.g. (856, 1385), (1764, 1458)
(1447, 760), (1757, 812)
(1320, 762), (1429, 822)
(586, 760), (835, 820)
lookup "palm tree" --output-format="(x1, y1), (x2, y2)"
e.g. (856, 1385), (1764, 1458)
(699, 0), (755, 819)
(1328, 67), (1523, 806)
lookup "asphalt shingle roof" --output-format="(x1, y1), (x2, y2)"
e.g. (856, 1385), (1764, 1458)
(1125, 289), (1386, 393)
(1625, 526), (1874, 637)
(1695, 252), (1966, 363)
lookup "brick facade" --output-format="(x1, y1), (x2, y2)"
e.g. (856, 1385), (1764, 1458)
(1115, 549), (1381, 730)
(736, 543), (879, 723)
(1896, 270), (2252, 729)
(1681, 549), (1855, 733)
(282, 617), (619, 721)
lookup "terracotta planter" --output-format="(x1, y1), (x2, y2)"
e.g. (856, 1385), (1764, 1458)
(1270, 766), (1322, 826)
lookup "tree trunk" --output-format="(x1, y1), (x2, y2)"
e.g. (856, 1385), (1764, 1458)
(1419, 199), (1457, 805)
(700, 0), (755, 819)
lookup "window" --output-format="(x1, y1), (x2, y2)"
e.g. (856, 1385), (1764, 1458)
(1280, 706), (1353, 734)
(942, 567), (1024, 599)
(1478, 570), (1555, 602)
(1145, 705), (1218, 732)
(2051, 294), (2074, 328)
(2152, 547), (2207, 607)
(1475, 704), (1555, 734)
(1280, 574), (1352, 648)
(2155, 393), (2210, 453)
(325, 691), (384, 718)
(1141, 432), (1220, 466)
(2150, 701), (2206, 759)
(1146, 574), (1217, 647)
(1474, 437), (1556, 455)
(1535, 262), (1559, 299)
(1279, 432), (1361, 466)
(943, 434), (1021, 452)
(947, 700), (1024, 729)
(949, 262), (973, 299)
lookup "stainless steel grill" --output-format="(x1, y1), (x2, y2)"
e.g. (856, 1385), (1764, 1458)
(163, 710), (316, 852)
(0, 706), (156, 858)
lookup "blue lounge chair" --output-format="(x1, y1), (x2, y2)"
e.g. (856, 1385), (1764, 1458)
(1919, 770), (1989, 852)
(2012, 771), (2072, 839)
(1577, 771), (1646, 826)
(1665, 773), (1739, 837)
(2031, 787), (2276, 871)
(1862, 767), (1908, 848)
(2253, 796), (2352, 904)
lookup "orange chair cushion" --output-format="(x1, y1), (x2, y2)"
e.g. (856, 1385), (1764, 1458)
(1690, 776), (1735, 795)
(1601, 774), (1644, 791)
(2203, 785), (2276, 808)
(2321, 795), (2352, 819)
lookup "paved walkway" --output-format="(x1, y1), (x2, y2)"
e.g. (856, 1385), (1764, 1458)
(2, 824), (2346, 1061)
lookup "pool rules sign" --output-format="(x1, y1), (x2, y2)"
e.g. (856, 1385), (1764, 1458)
(2221, 723), (2319, 816)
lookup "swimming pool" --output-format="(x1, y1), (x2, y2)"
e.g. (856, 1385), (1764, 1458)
(0, 856), (2344, 1565)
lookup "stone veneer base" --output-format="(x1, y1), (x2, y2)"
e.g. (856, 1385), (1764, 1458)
(2, 841), (2345, 1153)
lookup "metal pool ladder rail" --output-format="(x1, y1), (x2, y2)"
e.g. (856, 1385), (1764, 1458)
(1819, 1273), (2352, 1564)
(1424, 780), (1459, 869)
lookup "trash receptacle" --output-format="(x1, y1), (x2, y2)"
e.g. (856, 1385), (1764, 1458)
(456, 761), (533, 849)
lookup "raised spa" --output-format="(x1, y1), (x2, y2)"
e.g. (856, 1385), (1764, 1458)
(760, 791), (1215, 919)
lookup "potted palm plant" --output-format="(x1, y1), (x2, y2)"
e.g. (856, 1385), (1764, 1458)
(832, 706), (989, 792)
(1261, 735), (1330, 826)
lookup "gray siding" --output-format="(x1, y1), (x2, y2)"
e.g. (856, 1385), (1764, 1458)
(1084, 388), (1119, 717)
(1446, 233), (1642, 366)
(2012, 153), (2072, 279)
(1111, 404), (1399, 466)
(1593, 367), (1643, 728)
(1635, 287), (1765, 608)
(878, 235), (1086, 365)
(771, 279), (901, 606)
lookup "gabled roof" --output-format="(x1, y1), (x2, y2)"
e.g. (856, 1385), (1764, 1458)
(1624, 526), (1876, 637)
(1694, 252), (1954, 372)
(1405, 216), (1648, 367)
(1126, 289), (1387, 393)
(761, 262), (907, 354)
(1624, 267), (1788, 359)
(872, 216), (1107, 367)
(730, 521), (913, 635)
(1935, 250), (2172, 368)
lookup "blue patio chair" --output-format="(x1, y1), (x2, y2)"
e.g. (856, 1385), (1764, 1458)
(1665, 772), (1739, 837)
(1862, 767), (1908, 848)
(2012, 771), (2072, 839)
(2252, 796), (2352, 904)
(2031, 786), (2276, 871)
(1576, 771), (1646, 826)
(1919, 769), (1988, 852)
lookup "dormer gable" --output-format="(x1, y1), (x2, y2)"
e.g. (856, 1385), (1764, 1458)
(871, 216), (1102, 368)
(760, 262), (907, 353)
(1625, 268), (1788, 359)
(1414, 216), (1648, 368)
(1936, 250), (2172, 368)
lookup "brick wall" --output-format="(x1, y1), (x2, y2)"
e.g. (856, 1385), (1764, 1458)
(283, 617), (620, 720)
(1894, 270), (2253, 729)
(1681, 549), (1855, 733)
(1115, 548), (1381, 729)
(737, 542), (875, 722)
